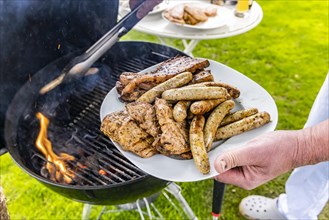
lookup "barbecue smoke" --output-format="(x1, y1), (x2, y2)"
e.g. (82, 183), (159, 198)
(0, 0), (118, 150)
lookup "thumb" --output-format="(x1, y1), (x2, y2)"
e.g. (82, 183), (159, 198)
(214, 149), (249, 173)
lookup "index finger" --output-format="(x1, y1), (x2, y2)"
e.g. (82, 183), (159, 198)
(214, 168), (254, 190)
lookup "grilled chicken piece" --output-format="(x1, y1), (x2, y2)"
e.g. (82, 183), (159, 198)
(126, 102), (161, 138)
(203, 6), (217, 17)
(169, 3), (185, 19)
(154, 98), (190, 155)
(164, 5), (216, 25)
(163, 4), (185, 24)
(183, 11), (200, 25)
(184, 5), (208, 23)
(100, 111), (157, 158)
(117, 56), (210, 102)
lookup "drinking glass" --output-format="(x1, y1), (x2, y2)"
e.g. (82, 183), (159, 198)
(234, 0), (249, 18)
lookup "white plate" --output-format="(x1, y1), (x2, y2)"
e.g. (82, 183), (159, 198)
(162, 2), (232, 30)
(120, 1), (173, 15)
(100, 59), (278, 182)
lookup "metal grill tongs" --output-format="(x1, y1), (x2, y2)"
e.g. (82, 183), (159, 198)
(40, 0), (163, 94)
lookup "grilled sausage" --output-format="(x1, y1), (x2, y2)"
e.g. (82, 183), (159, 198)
(220, 108), (259, 127)
(173, 101), (192, 122)
(189, 115), (210, 174)
(204, 100), (235, 151)
(137, 72), (193, 103)
(215, 111), (271, 140)
(190, 98), (228, 115)
(162, 87), (229, 101)
(188, 82), (240, 99)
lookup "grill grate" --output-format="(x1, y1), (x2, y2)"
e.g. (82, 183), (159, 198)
(28, 56), (162, 186)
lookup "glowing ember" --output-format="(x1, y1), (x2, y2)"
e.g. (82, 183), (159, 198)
(35, 112), (75, 184)
(77, 163), (87, 169)
(98, 169), (106, 175)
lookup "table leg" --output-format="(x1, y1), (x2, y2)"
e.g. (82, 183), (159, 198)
(157, 37), (200, 57)
(182, 39), (200, 57)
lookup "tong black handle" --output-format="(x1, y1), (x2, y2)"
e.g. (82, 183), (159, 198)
(212, 180), (226, 219)
(68, 0), (164, 75)
(86, 0), (156, 56)
(40, 0), (163, 94)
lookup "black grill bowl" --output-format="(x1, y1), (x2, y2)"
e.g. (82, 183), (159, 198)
(5, 41), (187, 205)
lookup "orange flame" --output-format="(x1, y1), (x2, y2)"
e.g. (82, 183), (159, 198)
(36, 112), (75, 184)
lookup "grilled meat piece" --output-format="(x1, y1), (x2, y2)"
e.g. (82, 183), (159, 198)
(117, 56), (210, 102)
(184, 5), (208, 24)
(116, 72), (141, 94)
(154, 98), (190, 155)
(164, 4), (216, 25)
(178, 119), (189, 142)
(153, 119), (189, 156)
(203, 6), (217, 17)
(115, 81), (125, 94)
(100, 111), (157, 158)
(163, 4), (185, 24)
(169, 3), (185, 19)
(121, 73), (172, 96)
(100, 111), (128, 143)
(178, 151), (193, 159)
(119, 72), (141, 86)
(183, 11), (200, 25)
(189, 70), (214, 84)
(153, 56), (209, 76)
(126, 102), (161, 138)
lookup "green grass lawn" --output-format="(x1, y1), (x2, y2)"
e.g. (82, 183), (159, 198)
(1, 0), (328, 219)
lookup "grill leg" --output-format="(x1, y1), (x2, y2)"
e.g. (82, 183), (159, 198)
(212, 181), (226, 220)
(82, 183), (196, 219)
(135, 199), (146, 220)
(81, 204), (92, 220)
(165, 183), (197, 220)
(96, 206), (108, 220)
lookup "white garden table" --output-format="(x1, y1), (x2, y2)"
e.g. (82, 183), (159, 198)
(120, 0), (263, 56)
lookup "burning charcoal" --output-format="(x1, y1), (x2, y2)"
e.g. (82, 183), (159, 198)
(98, 169), (107, 175)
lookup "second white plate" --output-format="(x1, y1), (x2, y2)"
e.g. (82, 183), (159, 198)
(120, 1), (174, 15)
(162, 2), (233, 30)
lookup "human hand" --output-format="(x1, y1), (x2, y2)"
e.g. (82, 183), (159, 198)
(214, 119), (329, 189)
(214, 130), (301, 190)
(129, 0), (163, 18)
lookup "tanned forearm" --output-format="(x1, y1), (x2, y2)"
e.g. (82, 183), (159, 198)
(294, 119), (329, 167)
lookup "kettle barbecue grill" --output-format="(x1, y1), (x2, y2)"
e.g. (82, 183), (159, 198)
(5, 41), (187, 205)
